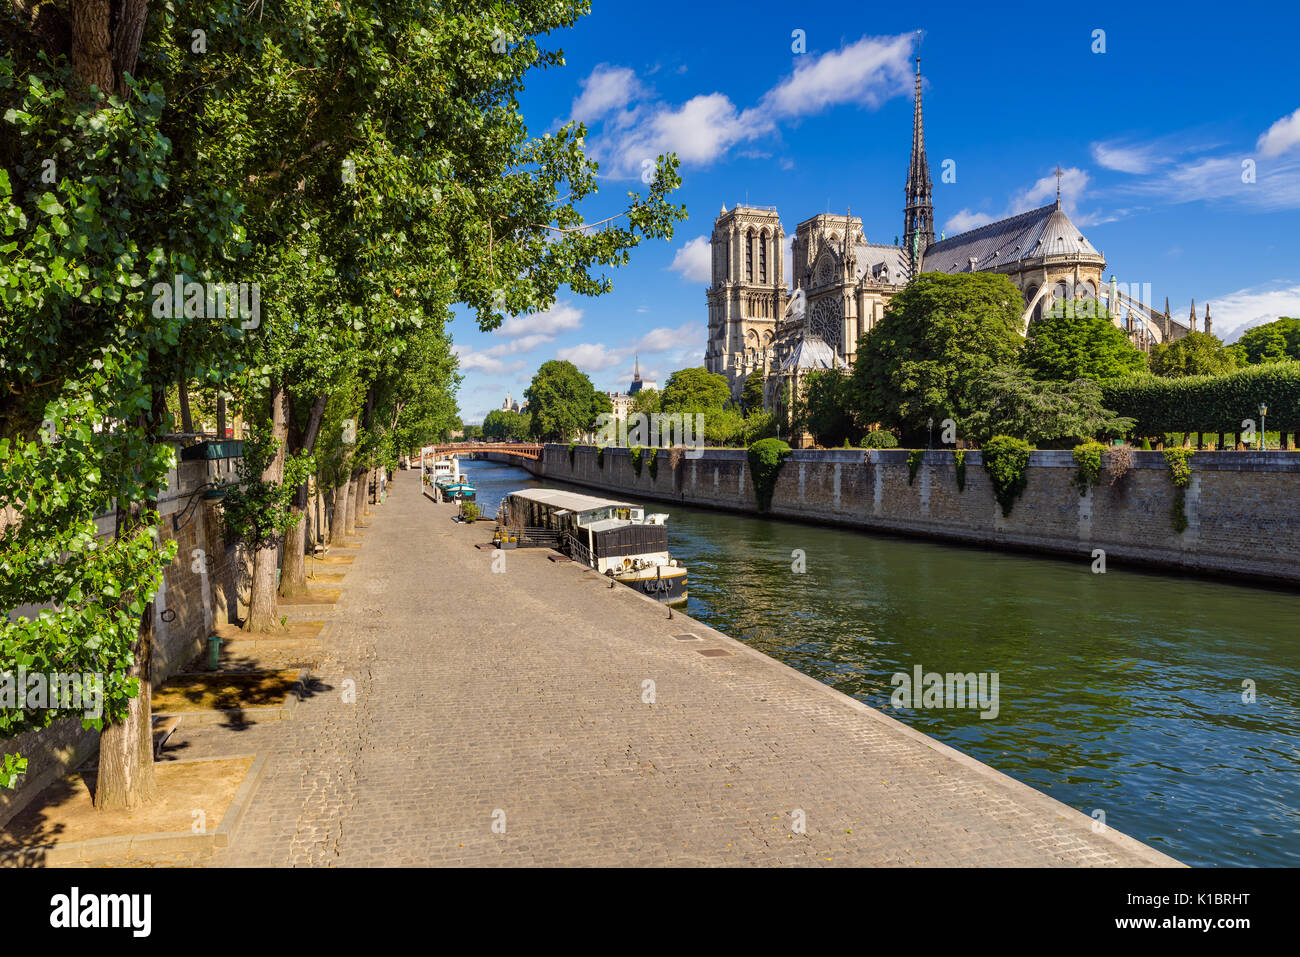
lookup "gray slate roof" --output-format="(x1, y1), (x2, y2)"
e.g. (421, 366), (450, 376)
(854, 242), (910, 285)
(920, 203), (1101, 274)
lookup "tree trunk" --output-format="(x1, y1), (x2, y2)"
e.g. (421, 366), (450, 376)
(279, 505), (308, 598)
(343, 472), (358, 536)
(277, 394), (326, 598)
(178, 379), (194, 434)
(331, 475), (351, 544)
(68, 0), (115, 93)
(244, 384), (289, 632)
(95, 382), (168, 810)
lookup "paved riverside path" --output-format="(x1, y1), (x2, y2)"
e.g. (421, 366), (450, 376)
(178, 471), (1178, 867)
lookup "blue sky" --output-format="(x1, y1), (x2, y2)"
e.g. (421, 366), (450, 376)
(450, 0), (1300, 423)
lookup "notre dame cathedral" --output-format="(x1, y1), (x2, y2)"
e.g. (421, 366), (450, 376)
(704, 58), (1206, 408)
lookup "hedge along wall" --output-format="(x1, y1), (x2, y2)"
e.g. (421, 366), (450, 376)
(1103, 362), (1300, 435)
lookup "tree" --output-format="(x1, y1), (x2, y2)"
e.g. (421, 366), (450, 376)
(1233, 317), (1300, 364)
(659, 367), (731, 414)
(1022, 300), (1147, 381)
(525, 361), (604, 441)
(630, 388), (660, 417)
(740, 370), (766, 414)
(850, 272), (1024, 440)
(963, 365), (1134, 447)
(483, 409), (531, 441)
(1149, 331), (1238, 378)
(797, 368), (859, 447)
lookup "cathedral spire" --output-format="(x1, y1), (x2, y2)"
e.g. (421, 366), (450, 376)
(903, 54), (934, 272)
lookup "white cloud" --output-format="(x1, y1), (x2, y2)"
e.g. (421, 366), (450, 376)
(570, 64), (644, 126)
(668, 236), (711, 283)
(1091, 140), (1164, 174)
(581, 33), (916, 179)
(1204, 283), (1300, 343)
(759, 33), (914, 118)
(493, 302), (583, 338)
(943, 167), (1092, 235)
(1257, 107), (1300, 158)
(453, 345), (528, 376)
(557, 342), (622, 372)
(944, 209), (995, 233)
(635, 322), (698, 353)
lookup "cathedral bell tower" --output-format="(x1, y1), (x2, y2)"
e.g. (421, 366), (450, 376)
(903, 56), (934, 272)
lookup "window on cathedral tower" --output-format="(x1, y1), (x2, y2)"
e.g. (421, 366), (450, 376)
(745, 230), (753, 282)
(759, 232), (767, 283)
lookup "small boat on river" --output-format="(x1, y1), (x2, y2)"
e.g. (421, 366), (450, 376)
(497, 488), (687, 603)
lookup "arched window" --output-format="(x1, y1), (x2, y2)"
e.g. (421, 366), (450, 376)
(759, 230), (768, 283)
(745, 229), (754, 282)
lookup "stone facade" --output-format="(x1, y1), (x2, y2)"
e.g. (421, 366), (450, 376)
(541, 445), (1300, 586)
(1, 453), (250, 825)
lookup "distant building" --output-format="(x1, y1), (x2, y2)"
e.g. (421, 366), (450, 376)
(607, 392), (633, 419)
(501, 392), (520, 413)
(708, 55), (1203, 414)
(627, 355), (657, 395)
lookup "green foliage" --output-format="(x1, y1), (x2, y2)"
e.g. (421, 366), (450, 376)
(660, 367), (732, 414)
(525, 360), (605, 442)
(219, 427), (314, 550)
(746, 438), (791, 512)
(1150, 332), (1238, 378)
(906, 449), (924, 486)
(859, 430), (899, 449)
(1233, 317), (1300, 364)
(630, 388), (660, 417)
(1102, 363), (1300, 434)
(568, 442), (576, 466)
(965, 365), (1134, 446)
(1023, 300), (1146, 381)
(798, 368), (859, 447)
(741, 370), (766, 414)
(483, 409), (532, 442)
(953, 449), (966, 492)
(596, 446), (606, 469)
(741, 410), (778, 445)
(1163, 448), (1195, 533)
(1072, 441), (1107, 496)
(630, 446), (645, 477)
(646, 448), (659, 481)
(850, 273), (1024, 437)
(981, 435), (1034, 517)
(460, 502), (481, 523)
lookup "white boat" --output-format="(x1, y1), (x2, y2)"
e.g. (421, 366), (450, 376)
(500, 488), (688, 603)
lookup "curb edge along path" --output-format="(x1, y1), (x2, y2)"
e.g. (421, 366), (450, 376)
(210, 471), (1181, 867)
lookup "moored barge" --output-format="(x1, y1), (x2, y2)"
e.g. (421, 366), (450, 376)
(498, 488), (687, 603)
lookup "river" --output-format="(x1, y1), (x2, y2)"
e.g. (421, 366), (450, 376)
(458, 457), (1300, 867)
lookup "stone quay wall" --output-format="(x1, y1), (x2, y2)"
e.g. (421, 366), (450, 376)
(2, 454), (251, 825)
(539, 444), (1300, 585)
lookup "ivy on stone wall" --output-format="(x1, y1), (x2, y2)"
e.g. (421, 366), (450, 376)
(630, 446), (644, 477)
(1072, 441), (1107, 496)
(954, 449), (967, 492)
(647, 448), (659, 481)
(907, 449), (924, 486)
(981, 436), (1033, 517)
(747, 438), (791, 512)
(568, 442), (576, 467)
(596, 447), (605, 470)
(1163, 448), (1195, 533)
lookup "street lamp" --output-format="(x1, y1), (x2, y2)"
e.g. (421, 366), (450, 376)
(927, 417), (934, 450)
(1258, 403), (1268, 451)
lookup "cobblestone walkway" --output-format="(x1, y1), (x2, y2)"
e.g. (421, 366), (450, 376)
(171, 472), (1178, 866)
